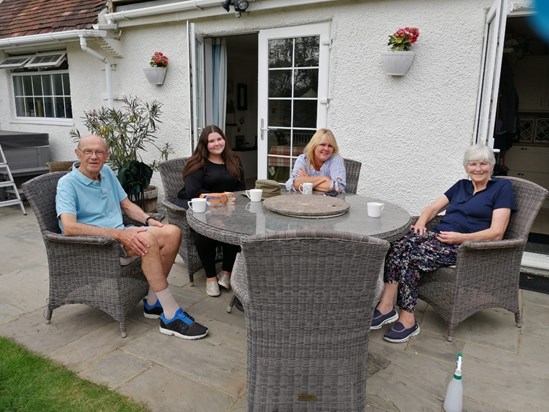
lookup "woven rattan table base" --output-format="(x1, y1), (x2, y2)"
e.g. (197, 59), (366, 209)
(263, 194), (350, 218)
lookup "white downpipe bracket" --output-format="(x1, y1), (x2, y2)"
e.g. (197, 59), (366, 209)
(79, 36), (114, 109)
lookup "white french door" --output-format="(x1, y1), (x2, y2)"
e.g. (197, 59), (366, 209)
(188, 22), (205, 151)
(473, 0), (509, 147)
(257, 23), (331, 180)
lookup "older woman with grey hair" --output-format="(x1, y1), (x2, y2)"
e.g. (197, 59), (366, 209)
(371, 144), (517, 343)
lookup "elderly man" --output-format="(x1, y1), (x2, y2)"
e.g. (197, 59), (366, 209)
(56, 134), (208, 340)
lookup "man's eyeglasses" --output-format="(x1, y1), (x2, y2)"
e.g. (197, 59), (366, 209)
(78, 148), (108, 158)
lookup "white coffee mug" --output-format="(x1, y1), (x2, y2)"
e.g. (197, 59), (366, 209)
(188, 197), (207, 213)
(367, 202), (385, 218)
(299, 182), (313, 195)
(246, 189), (263, 202)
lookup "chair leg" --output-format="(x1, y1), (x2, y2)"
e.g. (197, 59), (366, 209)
(119, 321), (127, 338)
(446, 326), (455, 342)
(515, 311), (522, 328)
(43, 305), (53, 324)
(227, 294), (237, 313)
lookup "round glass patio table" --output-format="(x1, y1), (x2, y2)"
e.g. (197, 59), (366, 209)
(186, 191), (412, 245)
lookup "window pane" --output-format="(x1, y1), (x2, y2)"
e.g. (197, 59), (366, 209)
(295, 36), (319, 67)
(42, 75), (52, 95)
(294, 69), (318, 98)
(25, 97), (36, 117)
(35, 98), (44, 117)
(15, 97), (26, 116)
(13, 77), (23, 96)
(54, 97), (64, 117)
(52, 74), (63, 95)
(269, 70), (292, 98)
(32, 76), (43, 95)
(268, 100), (291, 127)
(44, 97), (54, 117)
(22, 76), (32, 95)
(64, 97), (72, 118)
(293, 100), (317, 128)
(63, 73), (70, 94)
(269, 39), (293, 68)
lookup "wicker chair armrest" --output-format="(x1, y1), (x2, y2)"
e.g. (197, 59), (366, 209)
(161, 198), (187, 213)
(43, 231), (119, 247)
(410, 215), (443, 230)
(123, 212), (165, 227)
(458, 238), (526, 251)
(231, 253), (249, 305)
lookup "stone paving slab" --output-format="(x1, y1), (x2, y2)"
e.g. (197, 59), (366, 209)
(2, 205), (549, 411)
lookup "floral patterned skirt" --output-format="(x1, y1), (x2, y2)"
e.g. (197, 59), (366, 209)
(384, 230), (459, 312)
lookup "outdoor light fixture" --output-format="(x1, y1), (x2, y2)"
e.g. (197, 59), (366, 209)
(220, 0), (250, 18)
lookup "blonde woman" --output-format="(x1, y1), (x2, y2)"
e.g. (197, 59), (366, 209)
(285, 128), (346, 193)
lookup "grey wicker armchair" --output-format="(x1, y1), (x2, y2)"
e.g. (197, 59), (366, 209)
(231, 230), (390, 412)
(343, 157), (362, 194)
(22, 172), (149, 338)
(158, 157), (222, 285)
(419, 176), (548, 342)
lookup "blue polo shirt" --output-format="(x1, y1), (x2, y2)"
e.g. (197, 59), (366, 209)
(56, 163), (127, 233)
(435, 178), (516, 233)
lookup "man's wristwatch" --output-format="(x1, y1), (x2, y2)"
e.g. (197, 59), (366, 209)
(145, 216), (153, 226)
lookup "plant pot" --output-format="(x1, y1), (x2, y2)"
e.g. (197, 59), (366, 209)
(143, 67), (167, 85)
(143, 185), (158, 212)
(381, 51), (416, 76)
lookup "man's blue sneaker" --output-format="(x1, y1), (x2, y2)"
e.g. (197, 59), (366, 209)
(370, 308), (399, 330)
(143, 298), (163, 319)
(383, 322), (420, 343)
(159, 308), (208, 340)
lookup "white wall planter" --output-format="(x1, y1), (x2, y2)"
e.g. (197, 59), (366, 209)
(143, 67), (167, 85)
(381, 51), (416, 76)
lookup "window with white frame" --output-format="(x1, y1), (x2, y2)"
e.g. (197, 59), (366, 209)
(0, 51), (72, 119)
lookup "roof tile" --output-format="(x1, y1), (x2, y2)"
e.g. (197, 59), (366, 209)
(0, 0), (107, 40)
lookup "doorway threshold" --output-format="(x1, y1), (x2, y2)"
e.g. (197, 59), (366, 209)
(521, 251), (549, 277)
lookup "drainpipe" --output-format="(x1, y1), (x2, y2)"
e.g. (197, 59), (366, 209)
(79, 35), (113, 109)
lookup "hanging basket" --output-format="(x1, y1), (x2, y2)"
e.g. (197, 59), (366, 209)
(143, 67), (167, 85)
(381, 51), (416, 76)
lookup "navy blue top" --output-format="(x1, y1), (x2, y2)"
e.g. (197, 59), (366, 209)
(435, 178), (517, 233)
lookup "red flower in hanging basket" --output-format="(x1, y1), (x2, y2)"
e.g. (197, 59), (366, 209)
(150, 51), (169, 68)
(388, 27), (420, 51)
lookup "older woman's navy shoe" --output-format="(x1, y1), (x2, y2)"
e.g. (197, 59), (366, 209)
(383, 322), (420, 343)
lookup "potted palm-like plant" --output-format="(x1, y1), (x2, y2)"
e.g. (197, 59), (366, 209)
(70, 96), (172, 211)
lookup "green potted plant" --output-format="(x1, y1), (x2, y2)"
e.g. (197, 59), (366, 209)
(70, 96), (172, 210)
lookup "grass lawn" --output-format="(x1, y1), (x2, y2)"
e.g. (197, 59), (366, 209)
(0, 336), (149, 412)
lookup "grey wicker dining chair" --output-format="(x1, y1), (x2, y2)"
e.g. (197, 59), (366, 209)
(22, 172), (149, 338)
(343, 157), (362, 194)
(158, 157), (223, 285)
(231, 230), (390, 412)
(418, 176), (548, 342)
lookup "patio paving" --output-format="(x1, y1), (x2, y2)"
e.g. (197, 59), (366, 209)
(1, 204), (548, 411)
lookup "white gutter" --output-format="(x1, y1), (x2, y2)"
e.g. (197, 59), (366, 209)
(0, 28), (115, 109)
(79, 36), (114, 109)
(0, 29), (107, 48)
(104, 0), (338, 23)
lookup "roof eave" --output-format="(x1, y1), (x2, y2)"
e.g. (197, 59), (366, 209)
(0, 29), (108, 50)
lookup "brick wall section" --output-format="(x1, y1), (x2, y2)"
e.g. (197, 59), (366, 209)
(0, 0), (106, 39)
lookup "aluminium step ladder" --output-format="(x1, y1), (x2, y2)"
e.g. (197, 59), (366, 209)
(0, 144), (27, 215)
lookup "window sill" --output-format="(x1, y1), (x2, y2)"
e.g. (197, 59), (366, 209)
(10, 118), (74, 127)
